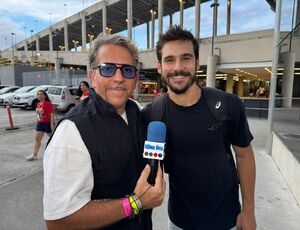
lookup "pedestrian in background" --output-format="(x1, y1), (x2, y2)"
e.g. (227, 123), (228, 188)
(75, 81), (90, 104)
(26, 90), (55, 161)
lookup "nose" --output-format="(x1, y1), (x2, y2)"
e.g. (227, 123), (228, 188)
(112, 68), (125, 82)
(173, 58), (182, 71)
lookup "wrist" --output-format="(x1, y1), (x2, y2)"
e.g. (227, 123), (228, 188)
(121, 198), (132, 218)
(242, 204), (255, 214)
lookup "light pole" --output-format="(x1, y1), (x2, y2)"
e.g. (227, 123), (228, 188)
(35, 20), (38, 33)
(49, 12), (52, 26)
(11, 33), (15, 57)
(64, 3), (67, 19)
(30, 29), (34, 56)
(23, 26), (27, 40)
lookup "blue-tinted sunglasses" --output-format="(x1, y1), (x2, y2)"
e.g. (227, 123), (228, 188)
(94, 63), (137, 79)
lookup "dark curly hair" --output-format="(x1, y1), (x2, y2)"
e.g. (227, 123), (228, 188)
(156, 25), (199, 63)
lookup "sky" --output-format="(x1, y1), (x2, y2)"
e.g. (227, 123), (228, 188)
(0, 0), (296, 51)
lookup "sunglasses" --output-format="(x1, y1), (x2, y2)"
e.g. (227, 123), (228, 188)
(94, 63), (137, 79)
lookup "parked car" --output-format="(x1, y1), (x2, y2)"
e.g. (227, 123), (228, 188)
(0, 85), (13, 90)
(47, 85), (78, 112)
(13, 85), (52, 109)
(0, 86), (36, 106)
(0, 86), (19, 95)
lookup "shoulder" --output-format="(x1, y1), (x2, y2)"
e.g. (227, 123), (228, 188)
(222, 92), (247, 118)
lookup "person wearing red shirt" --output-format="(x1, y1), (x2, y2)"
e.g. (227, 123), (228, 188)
(75, 81), (90, 104)
(26, 90), (55, 161)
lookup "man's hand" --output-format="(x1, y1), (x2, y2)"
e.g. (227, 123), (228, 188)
(236, 210), (256, 230)
(134, 164), (166, 209)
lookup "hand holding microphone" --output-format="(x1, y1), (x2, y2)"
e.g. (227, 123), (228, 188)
(132, 121), (167, 210)
(143, 121), (166, 185)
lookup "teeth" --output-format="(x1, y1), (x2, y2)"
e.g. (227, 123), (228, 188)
(172, 76), (185, 79)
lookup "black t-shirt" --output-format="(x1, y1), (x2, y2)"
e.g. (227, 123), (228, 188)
(142, 90), (253, 229)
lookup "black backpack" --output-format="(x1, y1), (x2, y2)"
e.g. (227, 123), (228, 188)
(148, 87), (239, 183)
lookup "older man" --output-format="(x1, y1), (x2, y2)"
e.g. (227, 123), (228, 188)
(43, 34), (165, 230)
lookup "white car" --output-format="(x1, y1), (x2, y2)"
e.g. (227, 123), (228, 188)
(0, 86), (36, 106)
(47, 85), (78, 112)
(13, 85), (52, 109)
(0, 86), (19, 95)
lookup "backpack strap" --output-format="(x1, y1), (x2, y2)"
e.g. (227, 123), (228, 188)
(149, 94), (167, 121)
(202, 87), (230, 135)
(203, 87), (239, 184)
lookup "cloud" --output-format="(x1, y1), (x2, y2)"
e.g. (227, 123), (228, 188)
(0, 16), (24, 50)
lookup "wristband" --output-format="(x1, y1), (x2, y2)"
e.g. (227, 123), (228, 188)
(121, 198), (132, 217)
(131, 194), (143, 211)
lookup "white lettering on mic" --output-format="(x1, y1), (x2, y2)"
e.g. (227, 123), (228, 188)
(143, 141), (165, 160)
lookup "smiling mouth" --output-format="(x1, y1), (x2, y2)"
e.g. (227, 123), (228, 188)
(107, 86), (127, 92)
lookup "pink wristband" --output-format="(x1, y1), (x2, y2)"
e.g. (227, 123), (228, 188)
(121, 198), (132, 217)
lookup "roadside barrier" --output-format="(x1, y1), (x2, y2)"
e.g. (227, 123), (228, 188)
(5, 104), (19, 130)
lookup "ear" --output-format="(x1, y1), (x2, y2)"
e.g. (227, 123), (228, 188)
(89, 70), (96, 88)
(157, 61), (162, 75)
(134, 72), (140, 89)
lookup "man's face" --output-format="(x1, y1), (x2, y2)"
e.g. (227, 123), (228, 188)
(157, 40), (198, 94)
(90, 44), (137, 112)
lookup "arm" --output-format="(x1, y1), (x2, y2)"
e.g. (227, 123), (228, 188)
(46, 165), (165, 230)
(233, 144), (256, 230)
(50, 112), (55, 130)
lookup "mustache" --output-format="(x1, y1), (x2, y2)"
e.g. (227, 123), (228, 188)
(166, 70), (191, 78)
(106, 85), (127, 91)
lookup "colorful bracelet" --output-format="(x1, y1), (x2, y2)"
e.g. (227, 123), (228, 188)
(131, 194), (143, 211)
(129, 195), (139, 216)
(121, 198), (132, 217)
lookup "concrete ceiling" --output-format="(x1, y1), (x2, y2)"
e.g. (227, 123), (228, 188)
(23, 0), (210, 51)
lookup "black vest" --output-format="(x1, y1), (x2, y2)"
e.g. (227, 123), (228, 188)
(56, 91), (152, 229)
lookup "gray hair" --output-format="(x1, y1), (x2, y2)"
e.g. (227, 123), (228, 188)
(89, 34), (138, 69)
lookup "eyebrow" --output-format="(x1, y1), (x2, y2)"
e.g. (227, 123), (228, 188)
(163, 53), (194, 60)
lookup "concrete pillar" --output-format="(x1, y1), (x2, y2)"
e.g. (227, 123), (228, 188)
(49, 28), (53, 51)
(55, 58), (63, 84)
(64, 20), (69, 51)
(147, 22), (150, 50)
(127, 0), (133, 39)
(81, 11), (87, 49)
(36, 36), (40, 52)
(24, 41), (28, 52)
(179, 0), (184, 27)
(226, 0), (231, 35)
(102, 2), (107, 35)
(282, 51), (295, 107)
(151, 10), (156, 49)
(55, 58), (63, 73)
(206, 55), (219, 88)
(158, 0), (163, 37)
(195, 0), (201, 39)
(238, 76), (244, 97)
(294, 0), (300, 36)
(226, 74), (234, 93)
(169, 14), (173, 27)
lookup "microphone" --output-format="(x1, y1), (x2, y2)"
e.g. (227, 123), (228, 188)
(143, 121), (166, 185)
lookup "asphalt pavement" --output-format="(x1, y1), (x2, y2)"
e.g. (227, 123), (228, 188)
(0, 107), (299, 230)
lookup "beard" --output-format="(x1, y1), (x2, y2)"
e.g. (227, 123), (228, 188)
(162, 70), (197, 94)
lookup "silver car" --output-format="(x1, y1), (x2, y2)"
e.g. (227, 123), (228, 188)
(48, 85), (78, 112)
(0, 86), (36, 106)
